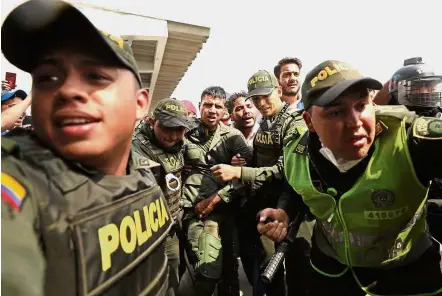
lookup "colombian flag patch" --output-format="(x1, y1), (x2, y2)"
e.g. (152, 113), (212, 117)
(1, 173), (27, 211)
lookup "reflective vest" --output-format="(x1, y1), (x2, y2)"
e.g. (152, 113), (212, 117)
(6, 135), (172, 296)
(284, 106), (429, 269)
(133, 132), (184, 219)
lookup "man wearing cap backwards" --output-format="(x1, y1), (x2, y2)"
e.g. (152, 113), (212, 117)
(1, 1), (173, 296)
(132, 98), (190, 296)
(177, 86), (252, 296)
(211, 70), (313, 296)
(257, 60), (442, 295)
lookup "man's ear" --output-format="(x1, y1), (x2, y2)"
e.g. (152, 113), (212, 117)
(147, 117), (155, 127)
(302, 110), (315, 132)
(277, 86), (282, 97)
(135, 89), (150, 121)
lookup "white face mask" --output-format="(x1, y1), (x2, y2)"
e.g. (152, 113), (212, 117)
(319, 143), (367, 173)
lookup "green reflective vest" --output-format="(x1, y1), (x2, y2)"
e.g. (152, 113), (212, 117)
(284, 107), (429, 269)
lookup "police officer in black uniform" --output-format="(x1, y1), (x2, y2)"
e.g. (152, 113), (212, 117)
(133, 98), (190, 295)
(388, 57), (442, 242)
(1, 1), (171, 295)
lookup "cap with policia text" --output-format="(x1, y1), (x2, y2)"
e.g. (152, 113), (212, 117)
(153, 99), (189, 129)
(246, 70), (279, 98)
(301, 60), (383, 110)
(1, 0), (142, 87)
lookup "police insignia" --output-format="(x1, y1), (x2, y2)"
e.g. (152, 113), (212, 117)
(1, 173), (27, 211)
(413, 117), (442, 140)
(294, 144), (306, 154)
(371, 189), (395, 208)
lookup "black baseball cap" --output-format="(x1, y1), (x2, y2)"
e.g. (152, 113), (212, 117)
(301, 60), (383, 110)
(1, 0), (142, 87)
(246, 70), (279, 98)
(153, 99), (189, 129)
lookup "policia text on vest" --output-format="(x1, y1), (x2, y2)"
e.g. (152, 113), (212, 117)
(98, 195), (170, 271)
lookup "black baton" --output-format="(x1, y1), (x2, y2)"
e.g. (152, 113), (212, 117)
(261, 211), (305, 284)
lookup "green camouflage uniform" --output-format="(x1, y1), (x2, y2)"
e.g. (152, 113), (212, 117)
(133, 99), (190, 296)
(1, 1), (171, 295)
(1, 134), (172, 296)
(237, 70), (314, 296)
(177, 121), (252, 296)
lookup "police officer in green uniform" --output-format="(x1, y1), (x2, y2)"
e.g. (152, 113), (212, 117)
(177, 86), (252, 296)
(1, 1), (172, 295)
(212, 70), (313, 296)
(132, 98), (190, 295)
(258, 60), (442, 295)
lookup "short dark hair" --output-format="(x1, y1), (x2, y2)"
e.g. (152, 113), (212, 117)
(200, 86), (226, 101)
(226, 91), (248, 113)
(274, 57), (303, 79)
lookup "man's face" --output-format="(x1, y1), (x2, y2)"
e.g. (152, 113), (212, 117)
(1, 96), (23, 112)
(252, 87), (283, 117)
(303, 88), (376, 160)
(199, 95), (224, 130)
(279, 63), (301, 97)
(31, 45), (148, 165)
(150, 119), (185, 148)
(231, 97), (256, 129)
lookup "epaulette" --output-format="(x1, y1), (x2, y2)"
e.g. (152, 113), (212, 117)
(1, 138), (21, 158)
(375, 105), (417, 123)
(292, 132), (309, 155)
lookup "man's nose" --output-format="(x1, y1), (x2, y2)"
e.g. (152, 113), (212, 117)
(345, 109), (363, 128)
(56, 73), (88, 103)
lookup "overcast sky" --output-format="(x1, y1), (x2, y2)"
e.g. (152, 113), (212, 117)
(2, 0), (441, 109)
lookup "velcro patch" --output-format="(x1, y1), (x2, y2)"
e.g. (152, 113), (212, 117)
(412, 117), (442, 140)
(1, 173), (27, 211)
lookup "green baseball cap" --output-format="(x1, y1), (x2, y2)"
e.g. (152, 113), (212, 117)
(246, 70), (279, 98)
(301, 60), (383, 110)
(153, 99), (189, 129)
(1, 0), (142, 87)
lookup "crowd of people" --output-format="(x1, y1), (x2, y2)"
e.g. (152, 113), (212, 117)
(1, 0), (442, 296)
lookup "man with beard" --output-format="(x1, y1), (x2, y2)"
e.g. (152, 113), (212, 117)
(132, 98), (190, 296)
(1, 1), (172, 295)
(212, 70), (313, 296)
(274, 57), (304, 112)
(227, 91), (259, 147)
(258, 60), (442, 295)
(177, 86), (252, 296)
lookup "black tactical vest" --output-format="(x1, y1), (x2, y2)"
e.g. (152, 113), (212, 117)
(253, 103), (293, 166)
(5, 135), (172, 296)
(133, 132), (184, 219)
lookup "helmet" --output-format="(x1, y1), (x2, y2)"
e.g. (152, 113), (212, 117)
(389, 57), (442, 108)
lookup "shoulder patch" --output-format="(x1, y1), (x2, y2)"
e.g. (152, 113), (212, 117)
(412, 117), (442, 140)
(1, 173), (27, 211)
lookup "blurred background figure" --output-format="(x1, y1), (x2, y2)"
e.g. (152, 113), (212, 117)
(1, 86), (31, 134)
(180, 99), (198, 117)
